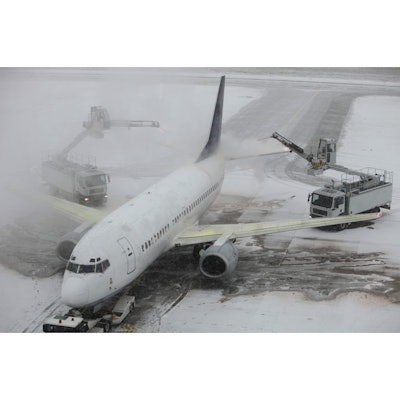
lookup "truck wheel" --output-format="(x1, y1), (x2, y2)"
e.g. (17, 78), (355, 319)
(336, 223), (349, 231)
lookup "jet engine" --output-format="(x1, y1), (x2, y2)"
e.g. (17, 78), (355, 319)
(199, 240), (239, 278)
(56, 222), (93, 262)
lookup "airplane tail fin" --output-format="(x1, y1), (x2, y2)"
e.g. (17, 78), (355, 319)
(196, 76), (225, 162)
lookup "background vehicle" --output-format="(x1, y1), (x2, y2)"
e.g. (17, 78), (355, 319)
(42, 154), (109, 205)
(272, 132), (393, 229)
(42, 105), (160, 206)
(309, 168), (392, 219)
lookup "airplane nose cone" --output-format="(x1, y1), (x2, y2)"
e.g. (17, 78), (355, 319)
(61, 277), (89, 307)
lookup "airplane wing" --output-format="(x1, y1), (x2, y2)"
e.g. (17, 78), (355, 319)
(173, 212), (382, 246)
(47, 195), (382, 248)
(48, 196), (107, 224)
(7, 185), (108, 224)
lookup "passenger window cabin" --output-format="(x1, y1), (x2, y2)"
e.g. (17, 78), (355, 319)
(139, 182), (221, 254)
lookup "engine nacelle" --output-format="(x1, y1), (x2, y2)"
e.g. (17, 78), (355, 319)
(56, 222), (93, 262)
(199, 241), (239, 278)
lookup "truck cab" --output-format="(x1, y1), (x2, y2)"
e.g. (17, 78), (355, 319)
(310, 188), (345, 217)
(75, 169), (109, 205)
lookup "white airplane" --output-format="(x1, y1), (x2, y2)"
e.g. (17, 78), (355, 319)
(52, 76), (381, 308)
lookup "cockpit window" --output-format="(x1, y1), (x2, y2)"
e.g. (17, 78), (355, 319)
(66, 259), (111, 274)
(66, 262), (79, 273)
(103, 259), (110, 270)
(79, 264), (95, 273)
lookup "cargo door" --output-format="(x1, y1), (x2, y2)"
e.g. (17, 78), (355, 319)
(117, 237), (136, 274)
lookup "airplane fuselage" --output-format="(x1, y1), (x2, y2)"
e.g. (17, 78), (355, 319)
(61, 155), (225, 307)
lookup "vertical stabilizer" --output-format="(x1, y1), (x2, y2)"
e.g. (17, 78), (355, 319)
(196, 76), (225, 162)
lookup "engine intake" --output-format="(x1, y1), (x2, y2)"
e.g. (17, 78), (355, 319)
(199, 241), (239, 278)
(56, 222), (93, 262)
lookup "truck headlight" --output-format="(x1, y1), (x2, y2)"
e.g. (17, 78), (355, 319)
(84, 197), (89, 202)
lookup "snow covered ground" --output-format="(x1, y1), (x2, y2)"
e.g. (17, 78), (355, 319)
(139, 94), (400, 333)
(0, 264), (62, 332)
(144, 74), (400, 332)
(161, 290), (400, 332)
(1, 68), (400, 335)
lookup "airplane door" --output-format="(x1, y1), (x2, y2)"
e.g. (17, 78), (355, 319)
(117, 237), (136, 274)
